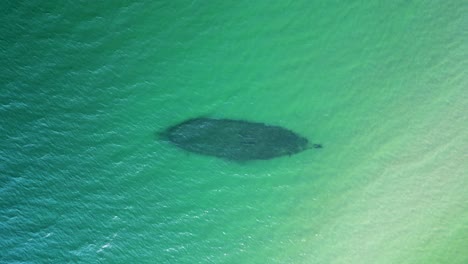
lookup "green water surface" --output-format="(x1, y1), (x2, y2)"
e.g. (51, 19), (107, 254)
(1, 1), (467, 263)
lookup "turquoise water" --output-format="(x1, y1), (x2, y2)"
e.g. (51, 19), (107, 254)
(1, 1), (467, 263)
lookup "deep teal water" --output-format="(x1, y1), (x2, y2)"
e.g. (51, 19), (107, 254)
(1, 1), (467, 263)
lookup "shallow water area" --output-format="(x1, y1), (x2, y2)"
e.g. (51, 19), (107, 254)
(1, 1), (467, 263)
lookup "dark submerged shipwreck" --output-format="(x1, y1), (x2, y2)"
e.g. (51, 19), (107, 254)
(159, 118), (321, 161)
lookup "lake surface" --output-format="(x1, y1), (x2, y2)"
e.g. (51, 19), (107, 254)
(1, 1), (467, 263)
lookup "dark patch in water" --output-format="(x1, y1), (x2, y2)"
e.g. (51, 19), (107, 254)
(159, 118), (321, 161)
